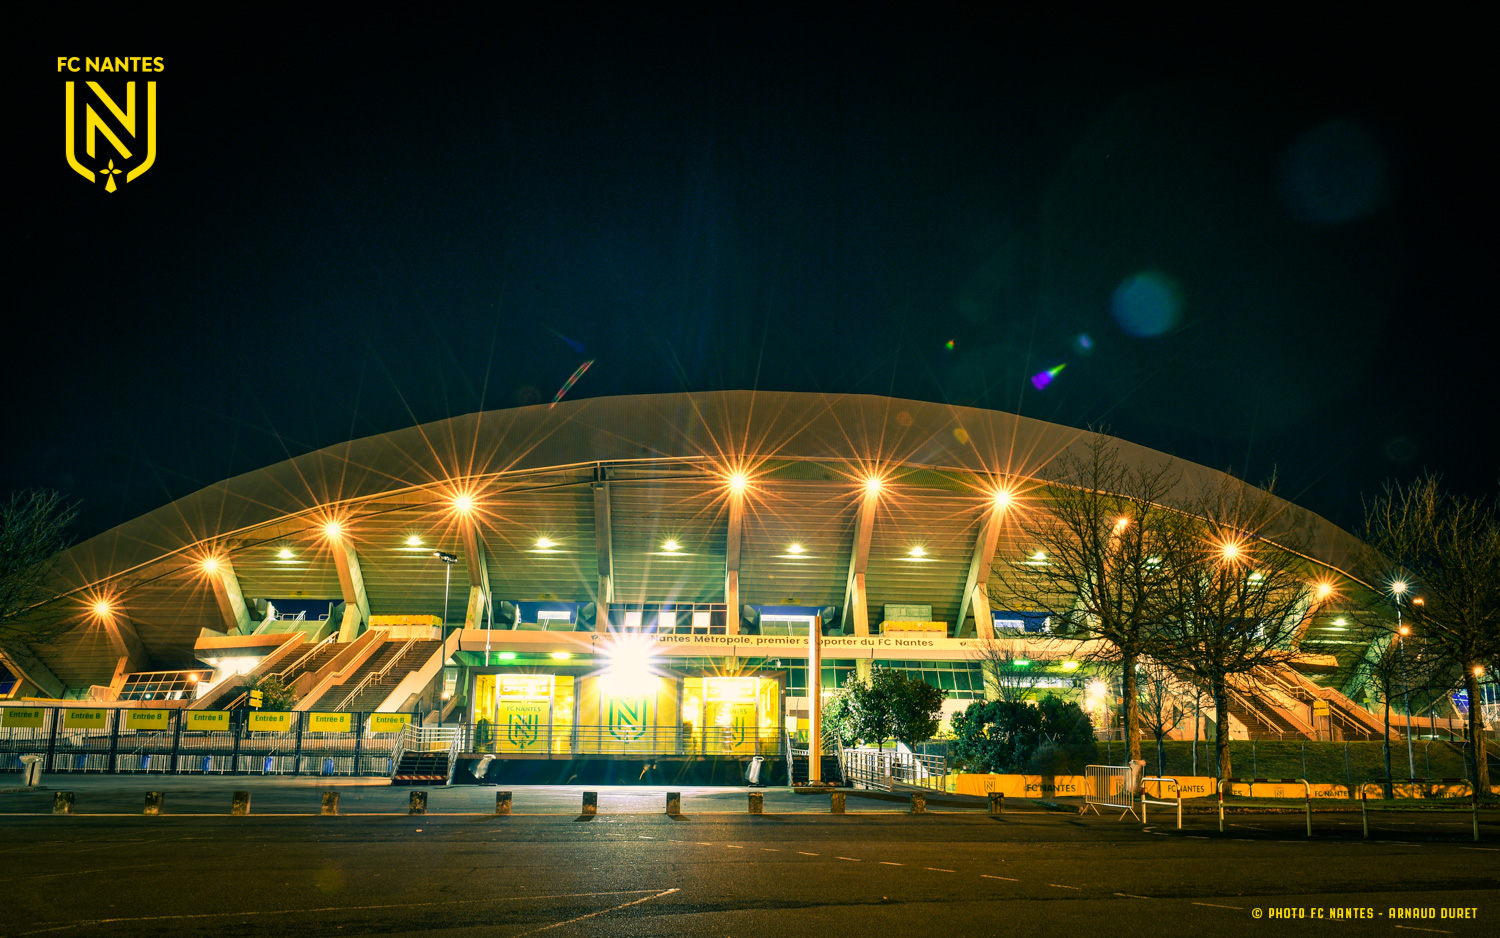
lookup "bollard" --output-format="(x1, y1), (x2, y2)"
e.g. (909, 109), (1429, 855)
(409, 791), (428, 815)
(910, 791), (926, 814)
(321, 790), (340, 816)
(496, 791), (512, 815)
(1473, 789), (1480, 844)
(581, 791), (598, 816)
(232, 790), (251, 816)
(1305, 787), (1312, 838)
(1360, 788), (1368, 839)
(52, 791), (74, 815)
(143, 791), (164, 816)
(830, 792), (846, 814)
(666, 792), (681, 817)
(988, 792), (1004, 816)
(748, 792), (764, 815)
(1176, 787), (1183, 831)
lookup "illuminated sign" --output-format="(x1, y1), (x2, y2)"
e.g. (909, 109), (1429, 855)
(498, 675), (553, 699)
(879, 621), (947, 633)
(1, 708), (44, 728)
(705, 677), (758, 702)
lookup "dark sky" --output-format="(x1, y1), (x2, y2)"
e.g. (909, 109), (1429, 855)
(9, 11), (1493, 542)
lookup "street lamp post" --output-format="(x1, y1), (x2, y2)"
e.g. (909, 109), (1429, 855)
(1392, 582), (1416, 781)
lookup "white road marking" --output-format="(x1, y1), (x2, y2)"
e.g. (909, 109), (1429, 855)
(1114, 893), (1151, 899)
(762, 848), (779, 852)
(1192, 902), (1242, 910)
(697, 842), (713, 845)
(880, 862), (903, 866)
(983, 875), (1018, 881)
(1049, 884), (1080, 890)
(837, 857), (861, 861)
(1393, 926), (1452, 934)
(1459, 847), (1497, 852)
(724, 845), (742, 849)
(797, 851), (818, 856)
(514, 888), (681, 937)
(928, 868), (955, 873)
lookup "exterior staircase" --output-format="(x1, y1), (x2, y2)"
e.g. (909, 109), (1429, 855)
(303, 640), (441, 711)
(790, 753), (845, 786)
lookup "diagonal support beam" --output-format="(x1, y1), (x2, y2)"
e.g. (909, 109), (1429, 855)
(840, 489), (879, 636)
(0, 645), (65, 698)
(725, 488), (744, 636)
(330, 536), (371, 642)
(956, 507), (1004, 638)
(593, 474), (614, 633)
(459, 522), (492, 631)
(206, 558), (253, 635)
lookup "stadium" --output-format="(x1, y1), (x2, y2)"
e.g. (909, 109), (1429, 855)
(0, 391), (1425, 784)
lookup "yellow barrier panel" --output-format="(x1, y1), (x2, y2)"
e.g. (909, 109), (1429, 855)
(949, 774), (1086, 798)
(125, 710), (171, 731)
(369, 713), (412, 733)
(247, 711), (291, 732)
(62, 709), (108, 729)
(0, 707), (44, 728)
(1143, 777), (1216, 799)
(305, 712), (352, 733)
(185, 711), (230, 731)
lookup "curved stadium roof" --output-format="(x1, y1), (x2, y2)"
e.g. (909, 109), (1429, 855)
(30, 391), (1374, 691)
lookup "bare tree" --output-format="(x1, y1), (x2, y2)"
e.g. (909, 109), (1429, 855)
(1154, 473), (1317, 780)
(0, 490), (80, 658)
(992, 433), (1182, 762)
(1355, 620), (1457, 797)
(971, 630), (1053, 703)
(1361, 477), (1500, 796)
(1137, 657), (1190, 775)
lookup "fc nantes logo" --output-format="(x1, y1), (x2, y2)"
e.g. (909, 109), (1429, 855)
(59, 58), (162, 192)
(607, 697), (649, 742)
(507, 711), (540, 748)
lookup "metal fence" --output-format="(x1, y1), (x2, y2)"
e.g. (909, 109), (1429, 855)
(844, 747), (947, 791)
(0, 707), (408, 776)
(1083, 763), (1143, 820)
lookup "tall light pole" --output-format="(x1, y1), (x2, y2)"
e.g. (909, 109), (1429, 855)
(1392, 582), (1416, 780)
(434, 551), (458, 725)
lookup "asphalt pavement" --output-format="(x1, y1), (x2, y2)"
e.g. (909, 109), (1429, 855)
(2, 777), (1496, 938)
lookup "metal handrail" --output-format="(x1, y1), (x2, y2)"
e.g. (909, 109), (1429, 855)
(1142, 775), (1182, 829)
(332, 638), (415, 711)
(222, 636), (338, 710)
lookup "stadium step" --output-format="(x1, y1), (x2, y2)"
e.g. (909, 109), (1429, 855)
(391, 750), (452, 785)
(789, 753), (844, 786)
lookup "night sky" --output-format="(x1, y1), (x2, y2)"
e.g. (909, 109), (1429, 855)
(10, 12), (1493, 543)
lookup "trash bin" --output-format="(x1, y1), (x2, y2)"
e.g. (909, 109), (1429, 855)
(745, 756), (765, 786)
(263, 755), (275, 773)
(201, 755), (212, 773)
(19, 754), (43, 787)
(322, 757), (335, 775)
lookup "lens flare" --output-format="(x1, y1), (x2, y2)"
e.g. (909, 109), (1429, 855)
(550, 359), (595, 408)
(1030, 363), (1066, 391)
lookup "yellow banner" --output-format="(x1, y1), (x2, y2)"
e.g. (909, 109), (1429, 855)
(879, 621), (947, 633)
(125, 709), (171, 731)
(305, 712), (351, 733)
(705, 676), (758, 702)
(949, 774), (1086, 798)
(247, 711), (291, 732)
(1143, 777), (1216, 799)
(0, 707), (45, 728)
(185, 711), (229, 731)
(369, 713), (412, 733)
(62, 709), (108, 730)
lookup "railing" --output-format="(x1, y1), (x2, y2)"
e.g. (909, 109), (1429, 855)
(844, 747), (946, 791)
(1083, 763), (1143, 820)
(332, 638), (415, 711)
(0, 707), (409, 777)
(1218, 776), (1311, 836)
(1142, 776), (1182, 829)
(222, 635), (338, 710)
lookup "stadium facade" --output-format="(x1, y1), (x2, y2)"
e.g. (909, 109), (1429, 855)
(0, 392), (1426, 782)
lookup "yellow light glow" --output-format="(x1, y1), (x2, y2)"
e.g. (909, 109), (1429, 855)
(550, 652), (571, 661)
(662, 539), (681, 552)
(1219, 541), (1242, 560)
(1114, 517), (1129, 531)
(1061, 661), (1079, 671)
(452, 493), (475, 515)
(908, 546), (926, 558)
(992, 488), (1013, 509)
(1086, 680), (1107, 700)
(1392, 580), (1408, 595)
(1316, 582), (1333, 599)
(1474, 666), (1485, 677)
(322, 520), (343, 539)
(864, 475), (883, 496)
(91, 600), (112, 617)
(1412, 597), (1424, 606)
(200, 557), (221, 573)
(536, 536), (555, 549)
(406, 535), (423, 547)
(727, 472), (750, 494)
(787, 543), (804, 554)
(1398, 625), (1410, 636)
(187, 673), (199, 683)
(1031, 551), (1046, 561)
(277, 548), (293, 560)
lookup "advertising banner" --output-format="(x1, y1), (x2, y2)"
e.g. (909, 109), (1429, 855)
(1142, 776), (1216, 799)
(949, 774), (1085, 798)
(496, 699), (551, 751)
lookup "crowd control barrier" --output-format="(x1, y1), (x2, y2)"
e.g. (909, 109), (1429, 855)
(1142, 776), (1183, 829)
(1083, 762), (1144, 820)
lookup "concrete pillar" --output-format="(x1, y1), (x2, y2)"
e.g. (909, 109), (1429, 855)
(143, 791), (164, 816)
(409, 791), (427, 815)
(496, 791), (512, 815)
(808, 615), (822, 783)
(581, 791), (598, 816)
(666, 792), (681, 816)
(748, 792), (764, 814)
(232, 790), (251, 816)
(321, 790), (340, 815)
(910, 791), (926, 814)
(830, 791), (845, 814)
(52, 791), (74, 814)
